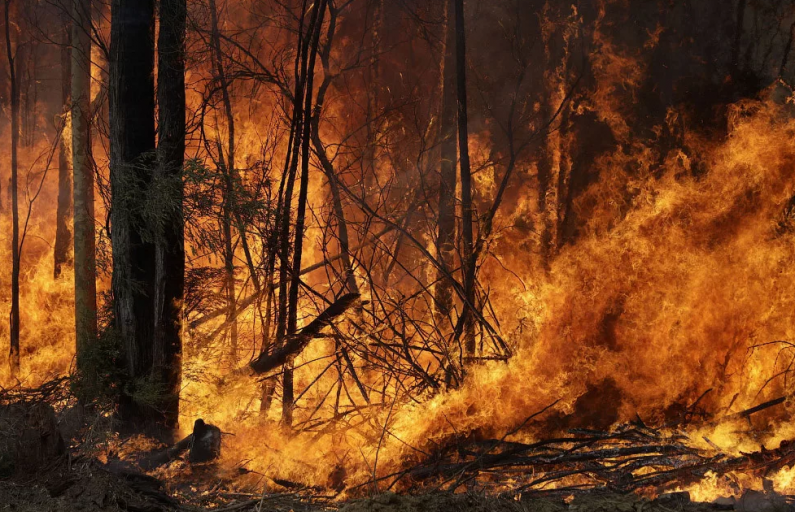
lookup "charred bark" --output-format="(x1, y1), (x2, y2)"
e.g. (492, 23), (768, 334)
(208, 0), (239, 365)
(54, 9), (72, 280)
(5, 0), (20, 375)
(154, 0), (186, 429)
(109, 0), (157, 421)
(72, 0), (97, 370)
(283, 0), (328, 427)
(435, 0), (457, 321)
(453, 0), (476, 357)
(250, 292), (360, 375)
(538, 4), (575, 266)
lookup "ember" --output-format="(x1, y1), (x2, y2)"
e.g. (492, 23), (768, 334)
(3, 0), (795, 510)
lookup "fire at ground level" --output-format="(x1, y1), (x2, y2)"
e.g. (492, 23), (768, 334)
(4, 378), (795, 511)
(9, 0), (795, 509)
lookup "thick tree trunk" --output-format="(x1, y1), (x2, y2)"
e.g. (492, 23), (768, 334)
(154, 0), (186, 429)
(453, 0), (476, 357)
(109, 0), (157, 420)
(5, 0), (20, 375)
(435, 0), (457, 321)
(72, 0), (97, 369)
(54, 10), (72, 280)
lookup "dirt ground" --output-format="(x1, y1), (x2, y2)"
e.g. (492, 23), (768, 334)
(2, 467), (777, 512)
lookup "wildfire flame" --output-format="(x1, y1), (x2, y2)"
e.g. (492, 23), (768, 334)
(3, 0), (795, 503)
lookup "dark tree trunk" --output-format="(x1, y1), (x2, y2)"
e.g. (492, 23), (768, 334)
(109, 0), (157, 421)
(154, 0), (186, 430)
(72, 0), (97, 369)
(310, 6), (355, 298)
(54, 9), (72, 280)
(435, 0), (457, 321)
(208, 0), (241, 366)
(5, 0), (20, 375)
(731, 0), (746, 76)
(538, 5), (574, 266)
(283, 0), (327, 427)
(272, 0), (310, 426)
(453, 0), (475, 357)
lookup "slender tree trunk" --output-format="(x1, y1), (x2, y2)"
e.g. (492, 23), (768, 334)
(539, 6), (574, 264)
(283, 0), (327, 427)
(154, 0), (186, 429)
(435, 0), (457, 320)
(453, 0), (475, 357)
(109, 0), (157, 420)
(208, 0), (238, 365)
(17, 38), (30, 148)
(54, 9), (73, 280)
(779, 22), (795, 77)
(274, 0), (311, 426)
(310, 7), (354, 297)
(72, 0), (97, 370)
(361, 0), (382, 189)
(731, 0), (746, 76)
(5, 0), (20, 375)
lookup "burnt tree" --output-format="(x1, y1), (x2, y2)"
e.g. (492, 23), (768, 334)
(54, 5), (72, 279)
(154, 0), (186, 429)
(72, 0), (97, 369)
(109, 0), (157, 421)
(453, 0), (476, 357)
(5, 0), (20, 374)
(435, 0), (457, 321)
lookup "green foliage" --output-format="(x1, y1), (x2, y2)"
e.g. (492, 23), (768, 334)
(71, 325), (125, 407)
(125, 376), (168, 411)
(72, 323), (170, 413)
(183, 157), (276, 256)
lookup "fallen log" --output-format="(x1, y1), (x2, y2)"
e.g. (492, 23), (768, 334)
(249, 293), (361, 374)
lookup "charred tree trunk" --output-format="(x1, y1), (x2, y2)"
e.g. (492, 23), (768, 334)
(54, 9), (72, 280)
(208, 0), (238, 365)
(731, 0), (746, 77)
(154, 0), (186, 429)
(310, 7), (355, 297)
(72, 0), (97, 369)
(435, 0), (457, 321)
(453, 0), (475, 357)
(283, 0), (327, 427)
(5, 0), (20, 375)
(109, 0), (157, 421)
(17, 37), (31, 148)
(272, 0), (309, 425)
(538, 5), (574, 266)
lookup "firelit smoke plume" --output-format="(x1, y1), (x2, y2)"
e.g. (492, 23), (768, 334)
(3, 0), (795, 505)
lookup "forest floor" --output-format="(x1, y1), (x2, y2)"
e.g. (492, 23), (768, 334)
(2, 382), (793, 512)
(0, 460), (782, 512)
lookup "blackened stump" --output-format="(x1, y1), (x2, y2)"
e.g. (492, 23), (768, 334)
(189, 419), (221, 463)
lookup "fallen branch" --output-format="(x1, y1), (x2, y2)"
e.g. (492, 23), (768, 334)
(249, 293), (361, 374)
(188, 228), (392, 331)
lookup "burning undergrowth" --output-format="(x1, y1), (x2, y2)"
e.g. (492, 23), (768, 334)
(152, 92), (795, 502)
(5, 0), (795, 508)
